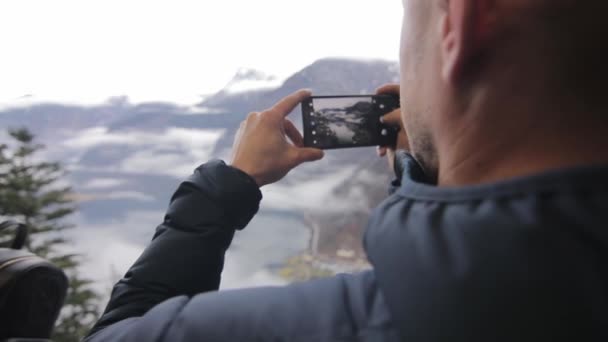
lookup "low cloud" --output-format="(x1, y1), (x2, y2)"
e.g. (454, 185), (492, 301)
(102, 191), (155, 202)
(63, 127), (224, 150)
(63, 127), (225, 178)
(61, 210), (160, 298)
(262, 166), (367, 212)
(82, 178), (127, 189)
(63, 210), (311, 300)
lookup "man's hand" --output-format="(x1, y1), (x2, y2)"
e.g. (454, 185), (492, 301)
(231, 89), (325, 187)
(376, 84), (409, 171)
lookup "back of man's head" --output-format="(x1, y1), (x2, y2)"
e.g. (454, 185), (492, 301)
(399, 0), (608, 185)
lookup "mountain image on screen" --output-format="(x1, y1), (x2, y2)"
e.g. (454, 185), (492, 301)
(312, 99), (375, 147)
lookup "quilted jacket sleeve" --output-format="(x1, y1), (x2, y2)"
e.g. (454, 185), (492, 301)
(85, 160), (262, 339)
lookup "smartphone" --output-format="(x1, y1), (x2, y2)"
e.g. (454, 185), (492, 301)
(301, 94), (400, 150)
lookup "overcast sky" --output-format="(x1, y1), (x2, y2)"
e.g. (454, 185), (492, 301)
(0, 0), (402, 106)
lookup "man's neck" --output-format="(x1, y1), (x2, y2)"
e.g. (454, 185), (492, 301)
(437, 96), (608, 187)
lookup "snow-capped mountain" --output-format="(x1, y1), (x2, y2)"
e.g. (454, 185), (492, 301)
(220, 68), (283, 94)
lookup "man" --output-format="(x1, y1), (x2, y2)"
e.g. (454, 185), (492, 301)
(86, 0), (608, 340)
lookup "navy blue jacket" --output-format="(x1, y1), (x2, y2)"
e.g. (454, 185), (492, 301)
(85, 153), (608, 341)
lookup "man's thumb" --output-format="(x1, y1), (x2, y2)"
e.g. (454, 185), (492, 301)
(294, 147), (324, 164)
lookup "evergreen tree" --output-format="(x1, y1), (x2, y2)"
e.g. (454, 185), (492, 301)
(0, 128), (100, 342)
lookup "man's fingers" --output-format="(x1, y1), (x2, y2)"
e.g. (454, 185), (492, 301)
(377, 146), (388, 157)
(271, 89), (312, 118)
(376, 83), (400, 95)
(380, 108), (402, 126)
(376, 85), (401, 155)
(293, 147), (324, 165)
(377, 84), (401, 126)
(284, 119), (304, 147)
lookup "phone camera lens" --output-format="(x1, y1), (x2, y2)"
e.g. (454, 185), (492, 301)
(381, 129), (388, 136)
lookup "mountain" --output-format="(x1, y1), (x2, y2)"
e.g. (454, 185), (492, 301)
(218, 68), (282, 95)
(0, 57), (400, 290)
(201, 58), (399, 118)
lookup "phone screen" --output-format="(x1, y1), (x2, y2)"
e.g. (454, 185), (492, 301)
(301, 95), (399, 150)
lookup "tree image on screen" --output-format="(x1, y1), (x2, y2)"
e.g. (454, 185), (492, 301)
(311, 98), (376, 148)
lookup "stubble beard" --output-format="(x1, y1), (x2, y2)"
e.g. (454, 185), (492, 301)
(409, 124), (439, 184)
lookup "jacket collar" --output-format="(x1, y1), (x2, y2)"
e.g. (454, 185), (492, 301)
(365, 151), (608, 340)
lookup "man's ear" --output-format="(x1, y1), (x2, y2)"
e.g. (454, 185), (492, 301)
(440, 0), (496, 84)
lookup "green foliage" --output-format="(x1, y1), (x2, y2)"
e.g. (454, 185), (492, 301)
(0, 128), (100, 341)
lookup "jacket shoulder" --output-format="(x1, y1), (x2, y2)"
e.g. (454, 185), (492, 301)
(165, 271), (400, 342)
